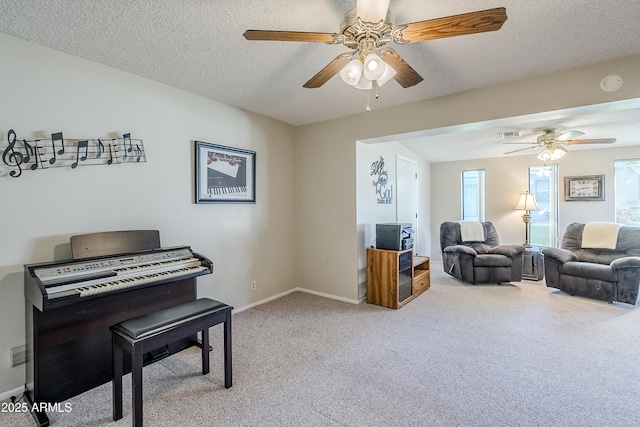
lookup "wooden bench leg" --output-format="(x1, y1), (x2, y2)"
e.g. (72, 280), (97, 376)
(224, 313), (232, 388)
(201, 328), (210, 375)
(112, 335), (123, 421)
(131, 344), (144, 427)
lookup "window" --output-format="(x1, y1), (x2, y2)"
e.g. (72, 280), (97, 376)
(528, 165), (559, 247)
(461, 169), (485, 221)
(615, 159), (640, 226)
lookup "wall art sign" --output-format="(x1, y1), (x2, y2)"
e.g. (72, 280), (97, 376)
(564, 175), (605, 201)
(371, 156), (393, 204)
(1, 129), (145, 179)
(194, 141), (256, 204)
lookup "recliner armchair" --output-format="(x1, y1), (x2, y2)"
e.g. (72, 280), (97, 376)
(543, 222), (640, 304)
(440, 221), (524, 284)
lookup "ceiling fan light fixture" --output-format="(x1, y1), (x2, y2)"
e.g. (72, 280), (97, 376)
(340, 59), (364, 86)
(376, 63), (397, 86)
(354, 75), (373, 90)
(363, 53), (386, 80)
(537, 145), (567, 162)
(537, 150), (551, 162)
(549, 146), (567, 160)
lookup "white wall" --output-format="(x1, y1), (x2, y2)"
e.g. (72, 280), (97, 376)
(0, 34), (296, 395)
(430, 145), (640, 261)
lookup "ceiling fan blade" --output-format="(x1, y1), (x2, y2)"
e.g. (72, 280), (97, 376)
(399, 7), (508, 43)
(504, 146), (537, 155)
(357, 0), (391, 23)
(303, 53), (354, 88)
(378, 48), (424, 88)
(555, 130), (585, 140)
(502, 141), (538, 145)
(566, 138), (616, 145)
(243, 30), (336, 43)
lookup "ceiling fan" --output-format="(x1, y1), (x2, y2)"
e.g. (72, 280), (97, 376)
(503, 128), (616, 161)
(243, 1), (508, 90)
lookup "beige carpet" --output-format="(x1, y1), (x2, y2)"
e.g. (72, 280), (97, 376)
(3, 265), (640, 426)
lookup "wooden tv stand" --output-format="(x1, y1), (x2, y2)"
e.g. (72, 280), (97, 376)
(366, 248), (430, 309)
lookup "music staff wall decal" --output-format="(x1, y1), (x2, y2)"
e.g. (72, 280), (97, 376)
(1, 129), (145, 178)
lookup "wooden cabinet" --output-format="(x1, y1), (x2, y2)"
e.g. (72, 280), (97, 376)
(366, 248), (430, 309)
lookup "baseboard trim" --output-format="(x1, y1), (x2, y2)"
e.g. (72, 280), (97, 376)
(234, 287), (362, 314)
(233, 288), (298, 314)
(295, 287), (362, 305)
(0, 384), (25, 402)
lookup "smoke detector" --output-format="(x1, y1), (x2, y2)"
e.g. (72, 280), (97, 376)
(600, 74), (623, 92)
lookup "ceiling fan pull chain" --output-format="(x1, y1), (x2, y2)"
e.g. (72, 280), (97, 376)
(374, 80), (380, 99)
(366, 89), (371, 112)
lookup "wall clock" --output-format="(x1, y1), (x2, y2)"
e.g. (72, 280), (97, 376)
(564, 175), (604, 201)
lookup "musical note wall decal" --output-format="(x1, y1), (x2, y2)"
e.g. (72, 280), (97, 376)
(2, 129), (24, 178)
(49, 132), (65, 165)
(0, 128), (146, 179)
(23, 140), (33, 164)
(107, 143), (114, 165)
(30, 143), (45, 171)
(71, 140), (89, 169)
(96, 138), (105, 159)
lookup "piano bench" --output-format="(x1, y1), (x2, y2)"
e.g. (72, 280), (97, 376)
(111, 298), (233, 427)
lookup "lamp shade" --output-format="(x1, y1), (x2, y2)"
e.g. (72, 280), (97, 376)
(515, 192), (540, 211)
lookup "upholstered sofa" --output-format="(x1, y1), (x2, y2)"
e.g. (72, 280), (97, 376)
(543, 222), (640, 304)
(440, 221), (524, 284)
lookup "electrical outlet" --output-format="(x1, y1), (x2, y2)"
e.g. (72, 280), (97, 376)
(251, 280), (256, 291)
(12, 345), (27, 367)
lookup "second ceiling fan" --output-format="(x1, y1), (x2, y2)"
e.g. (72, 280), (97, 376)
(243, 1), (508, 90)
(503, 128), (616, 161)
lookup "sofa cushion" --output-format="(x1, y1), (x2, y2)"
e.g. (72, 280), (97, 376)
(572, 249), (630, 265)
(561, 261), (615, 282)
(475, 254), (511, 267)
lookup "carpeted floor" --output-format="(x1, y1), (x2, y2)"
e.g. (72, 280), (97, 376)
(3, 264), (640, 426)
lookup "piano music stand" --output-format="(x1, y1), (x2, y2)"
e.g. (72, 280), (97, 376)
(70, 230), (161, 259)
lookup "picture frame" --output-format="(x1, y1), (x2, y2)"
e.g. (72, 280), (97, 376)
(194, 141), (256, 204)
(564, 175), (604, 201)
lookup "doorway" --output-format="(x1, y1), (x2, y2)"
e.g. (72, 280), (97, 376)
(396, 155), (418, 251)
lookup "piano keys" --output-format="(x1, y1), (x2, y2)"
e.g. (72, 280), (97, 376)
(24, 233), (213, 426)
(30, 247), (209, 303)
(207, 185), (247, 196)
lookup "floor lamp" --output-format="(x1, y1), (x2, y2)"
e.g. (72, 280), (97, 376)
(515, 191), (539, 248)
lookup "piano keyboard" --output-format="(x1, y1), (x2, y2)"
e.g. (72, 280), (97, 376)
(34, 248), (211, 300)
(207, 186), (246, 195)
(77, 265), (208, 297)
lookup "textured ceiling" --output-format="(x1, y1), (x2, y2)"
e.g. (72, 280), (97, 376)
(1, 0), (639, 160)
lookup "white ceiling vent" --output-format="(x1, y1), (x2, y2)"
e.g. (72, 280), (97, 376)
(496, 130), (522, 140)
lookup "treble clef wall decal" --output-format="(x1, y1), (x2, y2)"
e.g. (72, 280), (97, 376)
(2, 129), (24, 178)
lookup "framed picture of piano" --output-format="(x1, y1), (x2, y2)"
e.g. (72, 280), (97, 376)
(195, 141), (256, 203)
